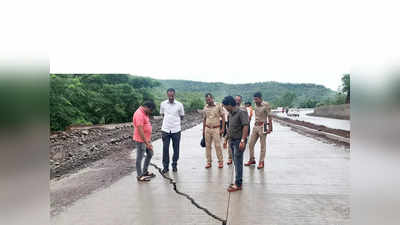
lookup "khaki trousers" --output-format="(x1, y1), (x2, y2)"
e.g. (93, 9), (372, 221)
(205, 127), (223, 163)
(227, 140), (233, 160)
(248, 125), (267, 161)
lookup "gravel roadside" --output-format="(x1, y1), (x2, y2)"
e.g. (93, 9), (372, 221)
(50, 112), (203, 216)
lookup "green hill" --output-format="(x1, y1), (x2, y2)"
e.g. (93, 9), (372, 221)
(157, 79), (336, 106)
(50, 74), (337, 131)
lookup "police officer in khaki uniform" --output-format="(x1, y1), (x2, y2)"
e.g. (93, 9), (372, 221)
(235, 95), (247, 111)
(203, 93), (225, 168)
(245, 92), (273, 169)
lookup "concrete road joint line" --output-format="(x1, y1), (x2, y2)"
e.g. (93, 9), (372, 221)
(150, 163), (228, 225)
(225, 163), (235, 223)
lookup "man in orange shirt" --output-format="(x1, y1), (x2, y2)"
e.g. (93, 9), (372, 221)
(133, 101), (156, 182)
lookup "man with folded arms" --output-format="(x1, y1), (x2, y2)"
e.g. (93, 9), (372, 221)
(246, 92), (273, 169)
(133, 101), (157, 182)
(203, 93), (225, 168)
(223, 96), (249, 192)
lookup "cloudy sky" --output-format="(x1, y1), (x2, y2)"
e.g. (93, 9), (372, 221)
(48, 0), (399, 90)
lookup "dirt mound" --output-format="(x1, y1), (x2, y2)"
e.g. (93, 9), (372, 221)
(49, 112), (203, 179)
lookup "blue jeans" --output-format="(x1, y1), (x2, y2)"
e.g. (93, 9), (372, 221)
(136, 141), (153, 177)
(230, 139), (244, 187)
(162, 131), (181, 169)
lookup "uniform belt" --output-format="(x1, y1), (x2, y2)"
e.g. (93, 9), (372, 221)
(206, 125), (220, 129)
(255, 122), (267, 126)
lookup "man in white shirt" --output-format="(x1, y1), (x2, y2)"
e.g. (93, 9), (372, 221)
(160, 88), (185, 173)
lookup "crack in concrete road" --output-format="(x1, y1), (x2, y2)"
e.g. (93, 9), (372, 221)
(150, 163), (228, 225)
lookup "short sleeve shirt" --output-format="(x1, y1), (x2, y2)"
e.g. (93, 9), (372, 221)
(133, 107), (152, 142)
(228, 107), (249, 140)
(223, 107), (229, 121)
(247, 106), (254, 122)
(239, 105), (247, 111)
(254, 101), (271, 123)
(203, 103), (224, 127)
(160, 100), (185, 133)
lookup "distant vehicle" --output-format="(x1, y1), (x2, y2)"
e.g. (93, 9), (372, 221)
(287, 108), (300, 117)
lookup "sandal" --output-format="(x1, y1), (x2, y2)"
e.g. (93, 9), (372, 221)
(244, 160), (256, 166)
(257, 161), (264, 169)
(137, 176), (151, 182)
(227, 184), (242, 192)
(227, 159), (232, 165)
(205, 163), (212, 169)
(142, 171), (156, 178)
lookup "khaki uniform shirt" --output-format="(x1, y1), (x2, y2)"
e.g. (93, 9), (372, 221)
(223, 107), (229, 121)
(203, 103), (224, 127)
(238, 105), (247, 111)
(254, 101), (271, 123)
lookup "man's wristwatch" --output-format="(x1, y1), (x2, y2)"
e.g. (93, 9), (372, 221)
(240, 139), (245, 143)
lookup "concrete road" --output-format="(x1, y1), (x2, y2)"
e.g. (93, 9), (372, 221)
(51, 122), (350, 225)
(276, 109), (350, 131)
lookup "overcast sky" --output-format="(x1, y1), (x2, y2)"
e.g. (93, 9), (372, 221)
(48, 0), (400, 90)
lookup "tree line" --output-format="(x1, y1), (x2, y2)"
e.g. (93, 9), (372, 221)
(158, 75), (350, 109)
(50, 74), (204, 131)
(273, 74), (350, 108)
(50, 74), (350, 131)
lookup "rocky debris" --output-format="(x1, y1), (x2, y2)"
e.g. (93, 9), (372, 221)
(49, 112), (203, 179)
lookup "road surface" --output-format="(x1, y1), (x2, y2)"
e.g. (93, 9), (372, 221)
(276, 109), (350, 131)
(51, 122), (350, 225)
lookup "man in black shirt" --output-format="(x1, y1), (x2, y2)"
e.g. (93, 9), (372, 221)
(222, 96), (249, 192)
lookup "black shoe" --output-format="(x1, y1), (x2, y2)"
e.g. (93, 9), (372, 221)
(137, 176), (151, 182)
(172, 167), (177, 172)
(161, 168), (169, 174)
(142, 171), (156, 178)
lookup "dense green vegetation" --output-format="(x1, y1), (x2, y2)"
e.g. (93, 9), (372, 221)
(50, 74), (205, 131)
(50, 74), (349, 131)
(342, 74), (350, 104)
(315, 74), (350, 107)
(149, 87), (205, 113)
(50, 74), (160, 131)
(158, 79), (336, 108)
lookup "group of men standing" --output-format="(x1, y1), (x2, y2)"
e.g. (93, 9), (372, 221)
(203, 92), (273, 192)
(132, 88), (184, 182)
(132, 88), (273, 192)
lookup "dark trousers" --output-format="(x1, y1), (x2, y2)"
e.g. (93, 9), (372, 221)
(135, 141), (153, 177)
(230, 139), (244, 187)
(162, 131), (181, 169)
